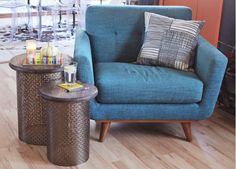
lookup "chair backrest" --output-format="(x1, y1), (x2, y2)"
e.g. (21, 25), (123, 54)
(86, 5), (192, 63)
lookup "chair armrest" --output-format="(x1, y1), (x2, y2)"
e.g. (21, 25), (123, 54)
(195, 36), (228, 118)
(74, 29), (94, 84)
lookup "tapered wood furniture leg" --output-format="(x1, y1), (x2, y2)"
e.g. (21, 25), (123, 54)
(181, 122), (192, 142)
(99, 122), (111, 142)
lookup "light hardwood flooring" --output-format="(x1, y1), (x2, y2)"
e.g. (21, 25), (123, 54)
(0, 63), (235, 169)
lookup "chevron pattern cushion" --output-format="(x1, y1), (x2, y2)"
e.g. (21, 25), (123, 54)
(137, 12), (204, 71)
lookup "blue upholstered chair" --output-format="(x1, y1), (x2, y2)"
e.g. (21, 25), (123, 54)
(74, 5), (228, 142)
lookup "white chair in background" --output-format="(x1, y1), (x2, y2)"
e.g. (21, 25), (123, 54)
(0, 0), (32, 41)
(54, 0), (80, 39)
(30, 0), (80, 41)
(29, 0), (56, 41)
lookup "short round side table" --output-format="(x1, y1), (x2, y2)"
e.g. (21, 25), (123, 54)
(9, 54), (72, 145)
(40, 82), (97, 166)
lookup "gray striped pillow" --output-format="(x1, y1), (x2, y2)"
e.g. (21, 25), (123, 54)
(137, 12), (204, 71)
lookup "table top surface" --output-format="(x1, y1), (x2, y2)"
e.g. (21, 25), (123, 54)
(40, 81), (98, 102)
(9, 54), (73, 73)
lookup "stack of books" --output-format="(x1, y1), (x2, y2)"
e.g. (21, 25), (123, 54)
(58, 83), (84, 92)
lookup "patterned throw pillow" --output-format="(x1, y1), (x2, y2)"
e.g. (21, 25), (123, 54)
(137, 12), (204, 71)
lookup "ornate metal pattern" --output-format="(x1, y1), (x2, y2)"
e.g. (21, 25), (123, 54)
(17, 71), (62, 145)
(45, 101), (89, 166)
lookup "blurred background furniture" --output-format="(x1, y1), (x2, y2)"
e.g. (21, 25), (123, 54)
(0, 0), (33, 40)
(31, 0), (56, 41)
(55, 0), (80, 36)
(2, 0), (81, 41)
(74, 5), (228, 142)
(30, 0), (80, 41)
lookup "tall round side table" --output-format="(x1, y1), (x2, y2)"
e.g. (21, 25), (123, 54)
(9, 54), (72, 145)
(40, 82), (97, 166)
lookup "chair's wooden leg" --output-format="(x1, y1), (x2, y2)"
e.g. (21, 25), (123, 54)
(181, 122), (192, 142)
(99, 122), (111, 142)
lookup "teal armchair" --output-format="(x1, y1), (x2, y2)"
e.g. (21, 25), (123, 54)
(74, 5), (227, 142)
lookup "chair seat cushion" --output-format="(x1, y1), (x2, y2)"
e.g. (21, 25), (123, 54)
(95, 62), (203, 104)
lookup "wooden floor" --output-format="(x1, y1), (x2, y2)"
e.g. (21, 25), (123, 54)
(0, 63), (235, 169)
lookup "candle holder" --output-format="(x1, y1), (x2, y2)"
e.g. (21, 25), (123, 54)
(23, 41), (62, 66)
(26, 40), (36, 64)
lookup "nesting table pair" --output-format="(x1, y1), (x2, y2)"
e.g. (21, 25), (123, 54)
(9, 54), (97, 166)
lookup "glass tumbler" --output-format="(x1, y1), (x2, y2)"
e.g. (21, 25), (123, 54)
(64, 62), (77, 86)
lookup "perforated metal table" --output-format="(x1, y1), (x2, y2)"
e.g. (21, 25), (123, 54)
(9, 54), (72, 145)
(40, 82), (97, 166)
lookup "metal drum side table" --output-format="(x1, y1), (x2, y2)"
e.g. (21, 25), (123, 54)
(40, 82), (97, 166)
(9, 54), (72, 145)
